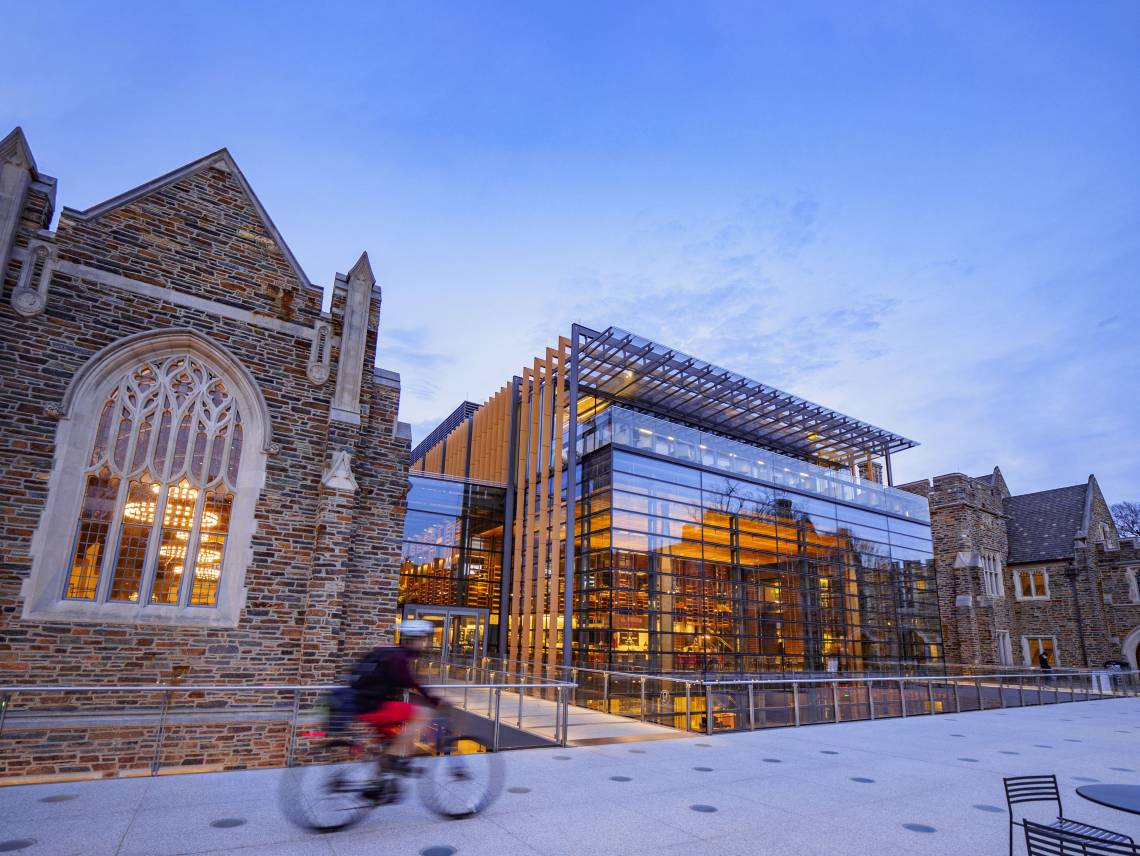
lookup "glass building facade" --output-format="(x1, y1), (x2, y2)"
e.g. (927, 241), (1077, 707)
(404, 325), (941, 676)
(573, 406), (938, 674)
(398, 475), (506, 656)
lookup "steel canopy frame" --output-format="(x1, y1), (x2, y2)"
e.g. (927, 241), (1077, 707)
(571, 325), (918, 465)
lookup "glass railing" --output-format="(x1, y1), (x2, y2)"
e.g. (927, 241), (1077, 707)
(579, 405), (930, 523)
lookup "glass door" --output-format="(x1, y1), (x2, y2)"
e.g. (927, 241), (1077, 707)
(403, 605), (487, 663)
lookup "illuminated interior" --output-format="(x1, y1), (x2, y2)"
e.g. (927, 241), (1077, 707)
(403, 325), (940, 675)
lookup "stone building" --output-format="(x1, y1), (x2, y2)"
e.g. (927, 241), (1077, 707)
(0, 126), (410, 697)
(899, 468), (1140, 669)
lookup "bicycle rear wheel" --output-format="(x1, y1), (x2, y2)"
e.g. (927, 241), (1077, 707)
(279, 742), (377, 833)
(418, 733), (505, 819)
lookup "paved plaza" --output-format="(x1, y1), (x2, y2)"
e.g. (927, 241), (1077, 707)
(1, 697), (1138, 856)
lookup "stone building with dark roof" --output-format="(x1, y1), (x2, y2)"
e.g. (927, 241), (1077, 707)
(899, 468), (1140, 669)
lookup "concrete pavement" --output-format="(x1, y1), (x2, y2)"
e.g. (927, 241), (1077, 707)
(1, 697), (1138, 855)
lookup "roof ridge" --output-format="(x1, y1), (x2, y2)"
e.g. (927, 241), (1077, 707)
(1007, 483), (1087, 500)
(60, 148), (316, 293)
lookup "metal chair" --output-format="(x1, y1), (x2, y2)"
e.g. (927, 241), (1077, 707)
(1005, 776), (1136, 856)
(1024, 819), (1139, 855)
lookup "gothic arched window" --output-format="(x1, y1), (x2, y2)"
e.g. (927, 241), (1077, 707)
(24, 329), (271, 626)
(66, 355), (244, 607)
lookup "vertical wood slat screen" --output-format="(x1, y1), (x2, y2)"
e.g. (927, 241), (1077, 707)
(405, 337), (573, 667)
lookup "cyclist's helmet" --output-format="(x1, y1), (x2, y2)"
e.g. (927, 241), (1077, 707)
(397, 619), (433, 640)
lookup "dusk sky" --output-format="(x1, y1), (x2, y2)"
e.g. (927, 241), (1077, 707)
(5, 2), (1138, 501)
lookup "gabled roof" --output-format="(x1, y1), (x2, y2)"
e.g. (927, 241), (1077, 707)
(973, 473), (995, 486)
(61, 148), (315, 293)
(1004, 483), (1088, 564)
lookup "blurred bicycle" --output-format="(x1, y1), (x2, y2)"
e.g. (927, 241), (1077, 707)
(279, 707), (504, 832)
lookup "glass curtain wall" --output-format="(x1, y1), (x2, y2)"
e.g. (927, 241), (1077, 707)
(399, 475), (507, 646)
(573, 441), (940, 675)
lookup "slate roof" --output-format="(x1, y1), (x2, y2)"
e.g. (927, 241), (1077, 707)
(973, 473), (995, 486)
(1004, 483), (1088, 564)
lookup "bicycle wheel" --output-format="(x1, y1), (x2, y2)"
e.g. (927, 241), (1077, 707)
(278, 742), (377, 833)
(418, 733), (505, 819)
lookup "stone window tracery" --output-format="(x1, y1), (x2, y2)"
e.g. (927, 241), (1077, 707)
(64, 355), (244, 608)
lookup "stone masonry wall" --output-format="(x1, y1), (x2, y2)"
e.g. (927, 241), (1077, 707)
(0, 147), (408, 780)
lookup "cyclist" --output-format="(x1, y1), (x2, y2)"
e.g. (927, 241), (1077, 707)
(351, 619), (447, 775)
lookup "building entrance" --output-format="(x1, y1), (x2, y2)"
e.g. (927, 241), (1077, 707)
(402, 604), (489, 662)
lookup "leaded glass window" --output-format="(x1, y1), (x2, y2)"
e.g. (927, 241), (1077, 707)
(64, 355), (244, 608)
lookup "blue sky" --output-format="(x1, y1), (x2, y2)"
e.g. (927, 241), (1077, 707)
(4, 2), (1138, 500)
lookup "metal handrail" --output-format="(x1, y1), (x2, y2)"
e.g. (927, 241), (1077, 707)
(0, 681), (573, 693)
(702, 671), (1140, 687)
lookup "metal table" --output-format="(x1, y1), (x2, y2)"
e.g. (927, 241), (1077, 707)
(1077, 785), (1140, 816)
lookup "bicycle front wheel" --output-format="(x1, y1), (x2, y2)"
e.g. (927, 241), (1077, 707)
(418, 734), (505, 818)
(279, 744), (377, 833)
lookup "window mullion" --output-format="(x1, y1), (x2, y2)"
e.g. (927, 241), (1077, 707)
(93, 476), (130, 604)
(138, 484), (171, 604)
(177, 490), (208, 607)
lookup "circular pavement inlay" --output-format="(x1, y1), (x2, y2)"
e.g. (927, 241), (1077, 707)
(693, 766), (714, 772)
(0, 842), (36, 853)
(210, 818), (246, 829)
(38, 794), (78, 803)
(820, 750), (839, 755)
(903, 824), (937, 834)
(690, 804), (718, 813)
(610, 776), (632, 782)
(973, 804), (1004, 813)
(1073, 777), (1100, 783)
(762, 758), (782, 763)
(850, 777), (875, 784)
(507, 786), (531, 794)
(421, 848), (457, 856)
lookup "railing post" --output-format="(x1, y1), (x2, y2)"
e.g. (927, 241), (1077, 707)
(997, 676), (1005, 709)
(975, 677), (983, 710)
(899, 680), (907, 717)
(0, 691), (9, 738)
(487, 672), (495, 717)
(517, 676), (526, 728)
(553, 684), (561, 739)
(927, 680), (936, 715)
(640, 677), (647, 723)
(151, 690), (171, 776)
(747, 683), (756, 731)
(562, 685), (570, 746)
(705, 685), (714, 735)
(463, 668), (470, 709)
(285, 689), (301, 767)
(868, 680), (876, 720)
(685, 683), (693, 732)
(1018, 678), (1025, 707)
(492, 688), (502, 751)
(603, 671), (609, 713)
(953, 680), (961, 713)
(831, 681), (841, 723)
(792, 682), (801, 727)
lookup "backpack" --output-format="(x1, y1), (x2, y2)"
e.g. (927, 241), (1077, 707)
(348, 647), (402, 712)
